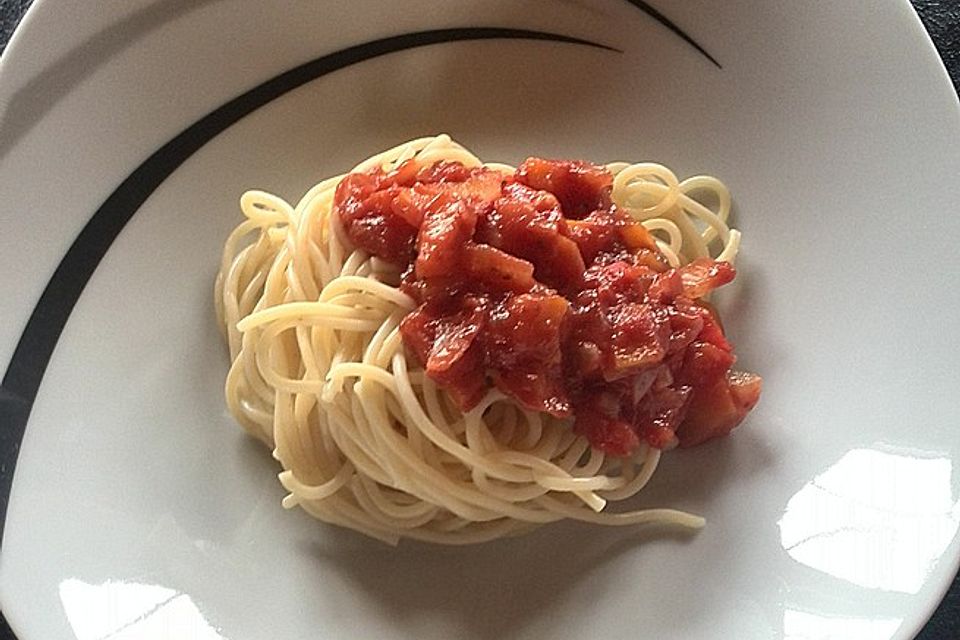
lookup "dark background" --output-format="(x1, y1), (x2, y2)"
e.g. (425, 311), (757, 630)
(0, 0), (958, 638)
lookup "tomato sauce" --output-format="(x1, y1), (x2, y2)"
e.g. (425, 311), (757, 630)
(334, 157), (761, 455)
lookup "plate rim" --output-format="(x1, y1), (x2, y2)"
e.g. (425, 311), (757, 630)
(1, 1), (959, 638)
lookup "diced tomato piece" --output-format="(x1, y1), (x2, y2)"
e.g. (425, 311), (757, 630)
(569, 341), (603, 378)
(665, 300), (705, 354)
(440, 170), (504, 203)
(462, 244), (537, 293)
(342, 206), (417, 265)
(487, 293), (568, 366)
(729, 371), (763, 415)
(492, 369), (571, 417)
(678, 340), (736, 387)
(426, 303), (485, 376)
(574, 413), (640, 458)
(385, 158), (420, 186)
(516, 157), (613, 218)
(415, 160), (476, 184)
(629, 382), (691, 448)
(566, 212), (620, 264)
(587, 261), (656, 307)
(537, 235), (585, 291)
(679, 258), (736, 299)
(648, 270), (683, 303)
(476, 183), (586, 291)
(641, 425), (678, 449)
(605, 302), (669, 378)
(676, 371), (761, 448)
(391, 188), (429, 228)
(634, 248), (669, 272)
(428, 327), (486, 409)
(335, 174), (418, 265)
(398, 306), (436, 365)
(400, 300), (488, 410)
(414, 198), (479, 280)
(620, 222), (659, 253)
(487, 293), (571, 416)
(696, 307), (732, 352)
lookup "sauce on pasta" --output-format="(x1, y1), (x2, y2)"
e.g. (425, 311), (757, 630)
(335, 157), (761, 455)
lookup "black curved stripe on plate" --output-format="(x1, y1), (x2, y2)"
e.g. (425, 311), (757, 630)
(0, 27), (619, 549)
(623, 0), (721, 68)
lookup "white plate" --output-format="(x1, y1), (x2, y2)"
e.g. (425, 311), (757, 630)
(2, 1), (959, 638)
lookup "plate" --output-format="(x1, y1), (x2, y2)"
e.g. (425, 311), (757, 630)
(1, 1), (959, 638)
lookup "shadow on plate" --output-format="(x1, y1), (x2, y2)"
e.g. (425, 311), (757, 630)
(305, 521), (695, 640)
(300, 426), (774, 640)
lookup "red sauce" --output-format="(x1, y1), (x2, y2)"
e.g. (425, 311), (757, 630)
(334, 157), (761, 455)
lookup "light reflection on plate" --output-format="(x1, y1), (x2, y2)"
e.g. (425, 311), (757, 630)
(779, 446), (960, 594)
(59, 578), (225, 640)
(783, 609), (901, 640)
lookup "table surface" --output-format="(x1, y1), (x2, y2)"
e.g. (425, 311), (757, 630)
(0, 1), (959, 639)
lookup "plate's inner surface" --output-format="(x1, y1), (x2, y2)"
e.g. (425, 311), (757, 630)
(1, 1), (960, 639)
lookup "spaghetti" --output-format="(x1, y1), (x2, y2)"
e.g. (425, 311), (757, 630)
(215, 135), (750, 544)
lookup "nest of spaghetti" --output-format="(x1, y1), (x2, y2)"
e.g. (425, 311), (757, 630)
(215, 135), (760, 545)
